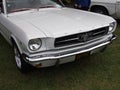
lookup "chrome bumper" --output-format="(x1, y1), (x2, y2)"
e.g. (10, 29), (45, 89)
(24, 34), (116, 63)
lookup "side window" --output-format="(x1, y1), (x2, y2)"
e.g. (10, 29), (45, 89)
(0, 0), (4, 13)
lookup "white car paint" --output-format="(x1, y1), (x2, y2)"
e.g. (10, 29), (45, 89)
(90, 0), (120, 19)
(8, 8), (114, 38)
(0, 0), (117, 72)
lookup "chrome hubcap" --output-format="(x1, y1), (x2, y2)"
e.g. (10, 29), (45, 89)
(14, 47), (21, 69)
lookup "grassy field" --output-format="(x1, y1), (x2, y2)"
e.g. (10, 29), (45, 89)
(0, 21), (120, 90)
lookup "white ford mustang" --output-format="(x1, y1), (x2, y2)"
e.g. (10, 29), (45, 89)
(0, 0), (117, 73)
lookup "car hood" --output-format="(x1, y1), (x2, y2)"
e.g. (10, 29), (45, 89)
(8, 8), (115, 38)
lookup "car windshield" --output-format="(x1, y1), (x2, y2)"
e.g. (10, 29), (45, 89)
(6, 0), (62, 13)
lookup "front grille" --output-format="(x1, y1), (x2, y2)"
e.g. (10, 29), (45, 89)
(55, 26), (109, 47)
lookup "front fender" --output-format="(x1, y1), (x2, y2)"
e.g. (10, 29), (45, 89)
(10, 34), (28, 54)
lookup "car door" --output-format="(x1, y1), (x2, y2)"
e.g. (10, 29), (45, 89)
(116, 0), (120, 18)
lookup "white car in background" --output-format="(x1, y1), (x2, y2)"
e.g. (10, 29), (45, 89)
(0, 0), (117, 73)
(90, 0), (120, 19)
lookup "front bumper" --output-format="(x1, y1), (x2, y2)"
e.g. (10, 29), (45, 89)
(23, 34), (116, 67)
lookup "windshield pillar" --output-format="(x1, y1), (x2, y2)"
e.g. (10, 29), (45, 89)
(3, 0), (7, 15)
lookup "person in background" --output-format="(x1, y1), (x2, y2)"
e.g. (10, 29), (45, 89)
(75, 0), (91, 11)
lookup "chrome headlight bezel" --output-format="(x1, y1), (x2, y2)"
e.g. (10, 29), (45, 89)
(28, 38), (42, 51)
(109, 22), (116, 32)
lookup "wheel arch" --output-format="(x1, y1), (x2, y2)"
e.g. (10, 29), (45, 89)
(90, 5), (109, 15)
(10, 35), (23, 54)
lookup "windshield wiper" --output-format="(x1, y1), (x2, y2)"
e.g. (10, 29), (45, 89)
(11, 8), (31, 12)
(38, 5), (55, 9)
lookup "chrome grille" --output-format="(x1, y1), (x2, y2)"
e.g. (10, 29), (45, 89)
(55, 26), (109, 47)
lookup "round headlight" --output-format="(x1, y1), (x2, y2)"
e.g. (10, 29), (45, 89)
(109, 22), (116, 32)
(28, 39), (42, 51)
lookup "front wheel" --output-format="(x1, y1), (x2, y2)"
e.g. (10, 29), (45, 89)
(13, 44), (32, 73)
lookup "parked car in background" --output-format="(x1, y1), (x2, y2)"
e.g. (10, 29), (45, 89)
(0, 0), (117, 73)
(90, 0), (120, 19)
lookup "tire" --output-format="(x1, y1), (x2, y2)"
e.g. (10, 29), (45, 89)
(13, 44), (32, 73)
(91, 7), (108, 15)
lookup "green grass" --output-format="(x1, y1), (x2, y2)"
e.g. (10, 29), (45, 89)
(0, 22), (120, 90)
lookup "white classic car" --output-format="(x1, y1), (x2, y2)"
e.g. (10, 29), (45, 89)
(0, 0), (117, 73)
(90, 0), (120, 19)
